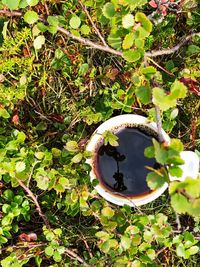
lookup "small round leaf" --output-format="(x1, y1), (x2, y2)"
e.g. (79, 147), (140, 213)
(69, 16), (81, 29)
(24, 11), (39, 24)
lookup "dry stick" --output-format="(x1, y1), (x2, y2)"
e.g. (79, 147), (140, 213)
(146, 32), (200, 57)
(0, 10), (199, 58)
(79, 0), (108, 47)
(65, 248), (90, 267)
(16, 179), (50, 228)
(155, 105), (165, 143)
(146, 56), (175, 77)
(0, 10), (22, 16)
(57, 26), (122, 56)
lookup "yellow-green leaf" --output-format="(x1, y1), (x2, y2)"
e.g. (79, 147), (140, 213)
(122, 33), (134, 50)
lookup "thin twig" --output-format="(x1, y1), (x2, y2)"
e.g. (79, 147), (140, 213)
(0, 10), (22, 16)
(146, 57), (175, 77)
(146, 32), (200, 57)
(16, 179), (50, 228)
(79, 0), (108, 47)
(57, 26), (122, 56)
(44, 0), (50, 16)
(150, 79), (165, 143)
(175, 212), (181, 231)
(155, 105), (165, 143)
(0, 10), (199, 58)
(65, 248), (90, 267)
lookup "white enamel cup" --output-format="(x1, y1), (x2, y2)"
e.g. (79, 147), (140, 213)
(86, 114), (199, 206)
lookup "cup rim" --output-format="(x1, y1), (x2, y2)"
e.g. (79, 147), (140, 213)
(86, 114), (170, 206)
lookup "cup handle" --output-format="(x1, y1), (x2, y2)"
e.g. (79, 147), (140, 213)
(169, 151), (199, 182)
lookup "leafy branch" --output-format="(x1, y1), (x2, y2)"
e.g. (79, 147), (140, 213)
(0, 10), (199, 58)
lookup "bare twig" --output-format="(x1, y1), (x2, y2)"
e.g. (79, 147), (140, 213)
(79, 0), (108, 47)
(150, 79), (165, 143)
(0, 10), (199, 58)
(65, 248), (90, 267)
(16, 179), (50, 228)
(57, 26), (122, 56)
(0, 10), (22, 16)
(175, 212), (181, 231)
(44, 0), (50, 16)
(146, 57), (175, 77)
(155, 105), (165, 143)
(146, 32), (200, 57)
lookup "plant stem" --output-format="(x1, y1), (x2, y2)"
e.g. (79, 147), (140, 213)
(0, 10), (199, 58)
(79, 0), (108, 47)
(155, 105), (165, 143)
(16, 179), (50, 228)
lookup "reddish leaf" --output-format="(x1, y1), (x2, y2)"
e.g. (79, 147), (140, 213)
(106, 68), (119, 81)
(12, 114), (19, 125)
(18, 233), (37, 242)
(149, 0), (157, 8)
(180, 77), (200, 96)
(161, 6), (168, 16)
(78, 137), (88, 148)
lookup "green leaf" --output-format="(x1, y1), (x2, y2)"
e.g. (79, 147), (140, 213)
(171, 193), (190, 214)
(122, 33), (134, 50)
(102, 2), (115, 19)
(24, 11), (39, 24)
(122, 14), (134, 29)
(135, 86), (151, 104)
(169, 166), (183, 178)
(27, 0), (39, 6)
(101, 207), (115, 218)
(144, 146), (155, 158)
(33, 35), (45, 50)
(142, 66), (156, 75)
(71, 153), (83, 163)
(153, 87), (176, 111)
(0, 236), (8, 244)
(102, 130), (119, 146)
(137, 26), (149, 38)
(121, 236), (131, 250)
(15, 161), (26, 173)
(146, 249), (156, 260)
(170, 108), (179, 120)
(170, 139), (184, 152)
(45, 246), (54, 257)
(135, 12), (152, 33)
(19, 0), (28, 8)
(107, 33), (122, 50)
(176, 243), (186, 258)
(3, 0), (20, 10)
(186, 246), (199, 256)
(100, 240), (110, 253)
(35, 256), (42, 267)
(123, 49), (141, 62)
(170, 80), (187, 99)
(37, 22), (48, 32)
(146, 170), (167, 190)
(187, 45), (200, 55)
(80, 24), (91, 35)
(152, 139), (168, 165)
(47, 16), (59, 26)
(65, 141), (79, 152)
(69, 16), (81, 29)
(3, 189), (14, 201)
(79, 63), (89, 76)
(135, 38), (144, 48)
(0, 108), (10, 119)
(95, 231), (110, 241)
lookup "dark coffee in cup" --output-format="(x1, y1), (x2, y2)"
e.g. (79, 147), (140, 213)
(94, 125), (160, 198)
